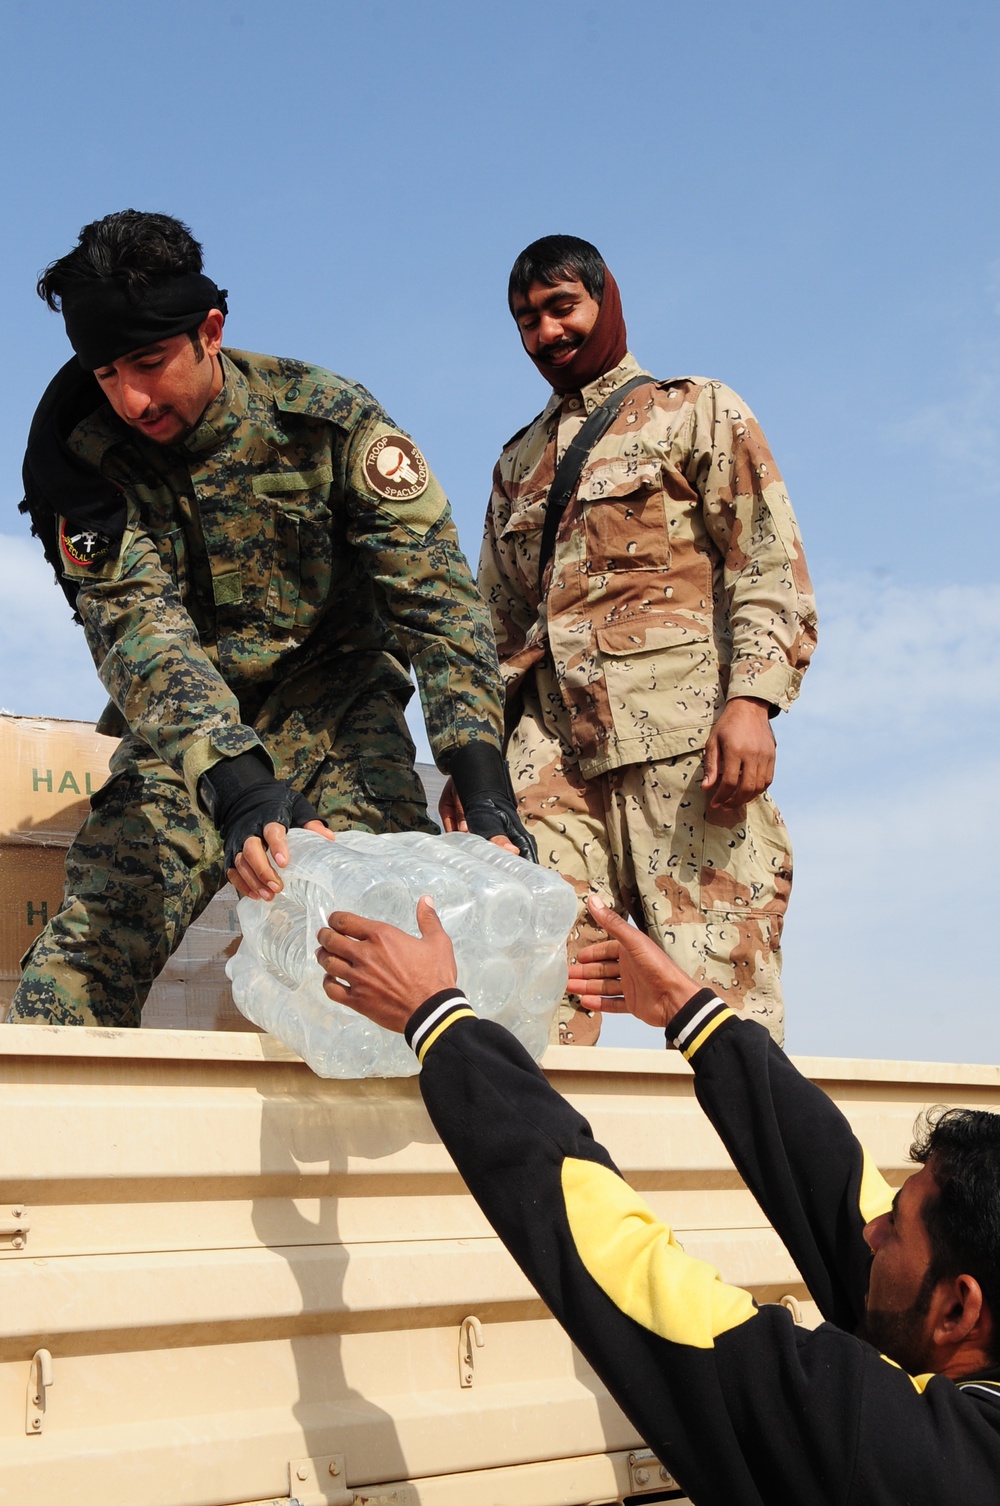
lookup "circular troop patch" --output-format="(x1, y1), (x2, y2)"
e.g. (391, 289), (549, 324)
(363, 433), (429, 502)
(59, 518), (115, 568)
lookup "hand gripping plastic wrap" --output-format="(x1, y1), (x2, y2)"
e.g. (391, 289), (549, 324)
(226, 829), (578, 1077)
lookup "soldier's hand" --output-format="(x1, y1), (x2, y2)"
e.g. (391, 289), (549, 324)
(701, 697), (775, 810)
(229, 819), (334, 901)
(438, 776), (468, 833)
(316, 897), (458, 1030)
(439, 776), (526, 856)
(567, 897), (701, 1028)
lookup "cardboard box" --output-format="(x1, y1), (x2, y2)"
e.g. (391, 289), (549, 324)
(0, 843), (72, 978)
(0, 714), (119, 847)
(0, 715), (255, 1029)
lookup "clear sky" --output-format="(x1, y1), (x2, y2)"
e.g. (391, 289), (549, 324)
(2, 0), (998, 1063)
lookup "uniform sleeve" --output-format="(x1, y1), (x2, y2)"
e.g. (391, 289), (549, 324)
(343, 417), (504, 763)
(667, 995), (893, 1331)
(477, 462), (537, 671)
(410, 1000), (998, 1506)
(687, 384), (817, 711)
(69, 516), (268, 800)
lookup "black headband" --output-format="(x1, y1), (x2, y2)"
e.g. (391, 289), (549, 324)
(60, 272), (229, 370)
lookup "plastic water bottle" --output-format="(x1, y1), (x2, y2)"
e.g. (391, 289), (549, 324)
(226, 828), (577, 1079)
(442, 832), (578, 940)
(335, 830), (477, 940)
(424, 836), (533, 948)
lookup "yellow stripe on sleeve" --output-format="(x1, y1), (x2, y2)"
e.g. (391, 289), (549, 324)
(562, 1156), (757, 1348)
(681, 1008), (733, 1062)
(416, 1006), (477, 1063)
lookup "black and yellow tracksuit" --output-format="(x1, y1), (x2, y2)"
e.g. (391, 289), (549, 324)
(405, 990), (1000, 1506)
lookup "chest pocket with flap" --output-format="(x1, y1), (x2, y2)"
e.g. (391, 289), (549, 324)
(252, 466), (334, 632)
(578, 460), (670, 574)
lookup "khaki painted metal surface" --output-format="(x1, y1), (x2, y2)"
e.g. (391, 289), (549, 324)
(1, 1027), (998, 1506)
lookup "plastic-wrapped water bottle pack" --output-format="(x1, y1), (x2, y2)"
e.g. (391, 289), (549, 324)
(226, 828), (578, 1078)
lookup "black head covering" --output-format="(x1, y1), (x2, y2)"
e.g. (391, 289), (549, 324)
(19, 359), (123, 615)
(61, 272), (228, 370)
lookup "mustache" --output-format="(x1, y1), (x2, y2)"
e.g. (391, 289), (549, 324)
(536, 333), (584, 362)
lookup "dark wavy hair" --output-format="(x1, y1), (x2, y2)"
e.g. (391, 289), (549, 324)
(507, 234), (606, 313)
(37, 209), (205, 311)
(911, 1105), (1000, 1355)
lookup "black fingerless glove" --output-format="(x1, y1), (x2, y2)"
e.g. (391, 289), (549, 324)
(446, 743), (538, 864)
(198, 751), (321, 872)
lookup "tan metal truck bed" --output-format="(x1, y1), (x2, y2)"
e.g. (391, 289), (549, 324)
(2, 1026), (999, 1506)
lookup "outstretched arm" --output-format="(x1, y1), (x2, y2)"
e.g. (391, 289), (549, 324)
(569, 898), (890, 1330)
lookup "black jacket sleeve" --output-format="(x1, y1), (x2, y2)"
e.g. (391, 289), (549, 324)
(408, 994), (1000, 1506)
(666, 993), (892, 1330)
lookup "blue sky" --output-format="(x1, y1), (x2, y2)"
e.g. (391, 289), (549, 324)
(2, 1), (999, 1062)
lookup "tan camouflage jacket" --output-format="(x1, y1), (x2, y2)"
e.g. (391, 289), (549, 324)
(59, 350), (504, 802)
(479, 353), (817, 776)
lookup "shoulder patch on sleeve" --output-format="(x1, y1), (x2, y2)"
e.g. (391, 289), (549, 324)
(363, 432), (429, 501)
(59, 517), (117, 575)
(350, 421), (449, 537)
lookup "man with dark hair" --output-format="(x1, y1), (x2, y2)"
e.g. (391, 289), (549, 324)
(312, 895), (1000, 1504)
(444, 234), (817, 1045)
(11, 208), (532, 1029)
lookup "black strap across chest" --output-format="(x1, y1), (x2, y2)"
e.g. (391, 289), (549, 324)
(536, 374), (652, 591)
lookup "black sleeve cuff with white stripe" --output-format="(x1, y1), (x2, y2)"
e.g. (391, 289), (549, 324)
(405, 989), (477, 1064)
(665, 988), (735, 1061)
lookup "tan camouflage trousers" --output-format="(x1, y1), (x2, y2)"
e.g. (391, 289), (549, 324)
(8, 691), (433, 1028)
(508, 696), (791, 1047)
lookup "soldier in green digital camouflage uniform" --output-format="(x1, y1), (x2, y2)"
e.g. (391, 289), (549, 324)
(11, 209), (533, 1029)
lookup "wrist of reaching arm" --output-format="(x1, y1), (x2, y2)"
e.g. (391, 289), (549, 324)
(170, 713), (270, 805)
(405, 990), (476, 1065)
(726, 694), (775, 716)
(665, 989), (737, 1062)
(442, 743), (538, 862)
(197, 749), (276, 825)
(444, 742), (509, 803)
(198, 751), (320, 872)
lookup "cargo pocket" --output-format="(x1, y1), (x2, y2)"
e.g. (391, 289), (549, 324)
(102, 642), (137, 722)
(312, 751), (434, 836)
(596, 618), (716, 750)
(499, 496), (549, 591)
(700, 791), (792, 934)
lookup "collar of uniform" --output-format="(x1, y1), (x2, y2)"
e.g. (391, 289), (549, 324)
(541, 352), (650, 421)
(181, 351), (249, 456)
(579, 351), (649, 414)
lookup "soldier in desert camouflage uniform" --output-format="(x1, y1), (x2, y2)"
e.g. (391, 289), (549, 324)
(443, 236), (816, 1044)
(11, 209), (529, 1028)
